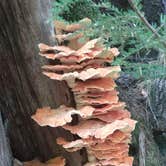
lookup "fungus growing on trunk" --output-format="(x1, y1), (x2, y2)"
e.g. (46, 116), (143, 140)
(32, 18), (137, 166)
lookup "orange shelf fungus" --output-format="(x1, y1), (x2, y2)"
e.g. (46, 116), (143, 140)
(32, 18), (137, 166)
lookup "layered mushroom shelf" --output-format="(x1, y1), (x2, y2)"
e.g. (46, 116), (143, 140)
(31, 18), (137, 166)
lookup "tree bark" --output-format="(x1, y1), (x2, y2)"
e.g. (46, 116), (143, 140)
(0, 112), (12, 166)
(139, 129), (146, 166)
(0, 0), (82, 165)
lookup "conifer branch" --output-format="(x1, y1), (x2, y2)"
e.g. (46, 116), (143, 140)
(128, 0), (166, 48)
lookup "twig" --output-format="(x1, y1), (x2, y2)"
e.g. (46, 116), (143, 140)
(146, 23), (165, 42)
(128, 0), (166, 48)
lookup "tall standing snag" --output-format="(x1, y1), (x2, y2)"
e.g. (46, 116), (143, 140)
(32, 18), (137, 166)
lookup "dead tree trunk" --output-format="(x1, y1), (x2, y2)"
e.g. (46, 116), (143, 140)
(0, 0), (82, 165)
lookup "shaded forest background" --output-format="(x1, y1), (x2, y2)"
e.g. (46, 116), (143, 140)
(0, 0), (166, 166)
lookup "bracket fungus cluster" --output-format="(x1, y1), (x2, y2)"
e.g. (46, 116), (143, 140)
(32, 18), (137, 166)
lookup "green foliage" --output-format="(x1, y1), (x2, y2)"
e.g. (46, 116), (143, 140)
(52, 0), (99, 22)
(52, 0), (166, 79)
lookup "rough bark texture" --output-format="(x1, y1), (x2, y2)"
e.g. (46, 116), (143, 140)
(149, 79), (166, 165)
(0, 0), (82, 165)
(0, 113), (12, 166)
(149, 79), (166, 130)
(139, 129), (145, 166)
(117, 75), (162, 166)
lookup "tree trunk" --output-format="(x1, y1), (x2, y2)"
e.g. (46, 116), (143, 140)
(0, 0), (83, 165)
(149, 79), (166, 165)
(0, 113), (12, 166)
